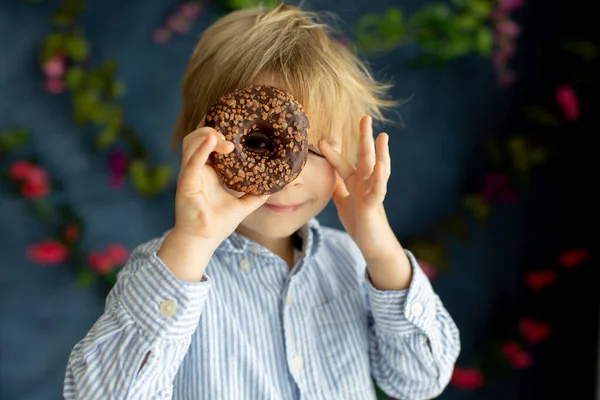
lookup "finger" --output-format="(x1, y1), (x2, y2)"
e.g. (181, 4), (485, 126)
(358, 115), (376, 179)
(331, 175), (350, 205)
(376, 132), (391, 179)
(182, 131), (232, 168)
(319, 139), (355, 181)
(366, 160), (387, 206)
(179, 134), (217, 188)
(237, 193), (270, 213)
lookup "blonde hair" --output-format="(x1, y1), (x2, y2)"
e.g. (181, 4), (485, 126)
(171, 3), (398, 165)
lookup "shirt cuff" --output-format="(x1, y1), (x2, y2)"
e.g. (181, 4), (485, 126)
(365, 249), (436, 336)
(119, 251), (211, 341)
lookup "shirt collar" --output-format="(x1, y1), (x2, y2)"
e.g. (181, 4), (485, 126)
(215, 217), (323, 259)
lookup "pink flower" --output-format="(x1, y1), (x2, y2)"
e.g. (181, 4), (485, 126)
(519, 319), (551, 345)
(451, 366), (485, 390)
(481, 172), (517, 204)
(496, 20), (521, 37)
(167, 15), (190, 34)
(9, 160), (35, 180)
(153, 27), (172, 44)
(87, 252), (115, 275)
(555, 85), (580, 121)
(108, 150), (128, 175)
(418, 260), (438, 281)
(178, 2), (203, 19)
(43, 55), (66, 78)
(498, 0), (524, 13)
(105, 243), (129, 265)
(27, 239), (70, 265)
(45, 78), (65, 94)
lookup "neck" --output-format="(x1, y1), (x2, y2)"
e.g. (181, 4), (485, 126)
(235, 225), (296, 267)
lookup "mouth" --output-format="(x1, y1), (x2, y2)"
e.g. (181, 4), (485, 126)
(263, 202), (305, 213)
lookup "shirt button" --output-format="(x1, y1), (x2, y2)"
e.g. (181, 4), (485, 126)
(250, 245), (261, 254)
(239, 259), (250, 270)
(159, 299), (177, 318)
(410, 302), (424, 317)
(291, 355), (304, 372)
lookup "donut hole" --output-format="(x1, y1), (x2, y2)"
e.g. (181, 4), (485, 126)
(245, 131), (273, 154)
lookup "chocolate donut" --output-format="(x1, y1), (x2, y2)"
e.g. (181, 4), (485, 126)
(206, 85), (309, 195)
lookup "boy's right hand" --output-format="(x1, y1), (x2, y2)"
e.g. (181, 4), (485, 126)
(173, 122), (269, 248)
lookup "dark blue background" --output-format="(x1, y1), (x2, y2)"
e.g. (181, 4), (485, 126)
(0, 0), (596, 399)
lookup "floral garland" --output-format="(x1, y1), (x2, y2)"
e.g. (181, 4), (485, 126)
(0, 128), (129, 294)
(355, 0), (523, 85)
(39, 0), (176, 197)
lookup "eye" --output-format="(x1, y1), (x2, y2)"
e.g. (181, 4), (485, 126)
(245, 131), (271, 153)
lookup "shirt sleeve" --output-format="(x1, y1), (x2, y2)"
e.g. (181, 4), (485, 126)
(363, 249), (461, 400)
(63, 235), (211, 400)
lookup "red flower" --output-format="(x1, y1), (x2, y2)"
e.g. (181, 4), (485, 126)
(27, 239), (70, 265)
(9, 160), (35, 180)
(525, 270), (557, 291)
(87, 252), (115, 275)
(519, 319), (551, 345)
(559, 248), (589, 268)
(451, 366), (485, 390)
(21, 179), (50, 199)
(555, 85), (580, 121)
(64, 224), (80, 243)
(45, 78), (66, 94)
(502, 341), (533, 369)
(105, 243), (129, 265)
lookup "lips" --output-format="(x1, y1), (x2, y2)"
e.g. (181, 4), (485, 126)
(263, 202), (304, 213)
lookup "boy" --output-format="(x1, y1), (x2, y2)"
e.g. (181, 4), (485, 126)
(64, 4), (460, 399)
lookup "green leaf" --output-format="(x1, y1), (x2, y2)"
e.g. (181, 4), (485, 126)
(66, 34), (89, 62)
(151, 164), (174, 194)
(475, 28), (493, 55)
(66, 66), (84, 89)
(95, 124), (120, 149)
(76, 268), (96, 288)
(42, 33), (65, 61)
(0, 128), (29, 152)
(463, 193), (490, 223)
(408, 240), (450, 270)
(561, 40), (598, 61)
(524, 105), (560, 128)
(129, 159), (151, 195)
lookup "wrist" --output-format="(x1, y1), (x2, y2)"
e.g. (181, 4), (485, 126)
(157, 229), (218, 282)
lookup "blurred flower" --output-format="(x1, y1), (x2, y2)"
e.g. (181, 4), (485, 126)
(451, 366), (485, 390)
(45, 78), (66, 94)
(496, 20), (521, 37)
(178, 2), (203, 19)
(64, 224), (81, 243)
(21, 178), (50, 199)
(153, 27), (172, 44)
(558, 247), (589, 268)
(87, 251), (115, 275)
(108, 150), (128, 190)
(519, 318), (551, 345)
(105, 243), (129, 265)
(418, 260), (438, 281)
(555, 85), (580, 121)
(167, 15), (191, 34)
(27, 239), (70, 265)
(501, 341), (533, 369)
(9, 160), (35, 180)
(480, 172), (517, 203)
(525, 269), (557, 291)
(42, 54), (66, 78)
(498, 0), (525, 13)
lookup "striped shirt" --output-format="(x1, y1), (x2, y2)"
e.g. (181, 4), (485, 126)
(64, 217), (460, 399)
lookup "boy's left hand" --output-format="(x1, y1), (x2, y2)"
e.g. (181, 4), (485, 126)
(319, 115), (412, 290)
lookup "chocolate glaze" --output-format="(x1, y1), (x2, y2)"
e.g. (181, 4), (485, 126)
(206, 85), (309, 195)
